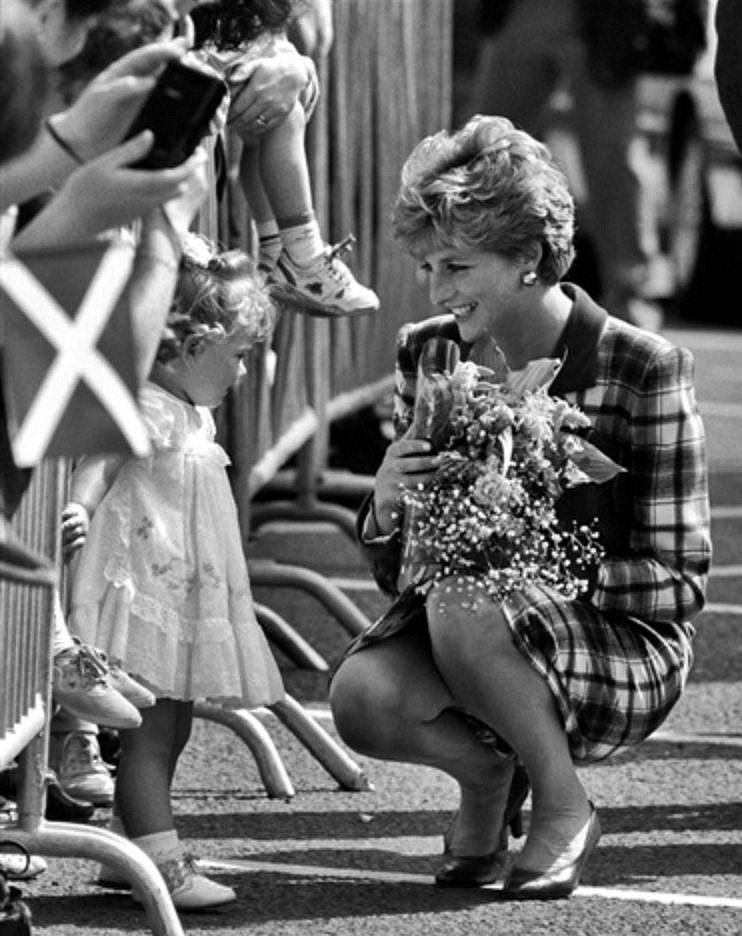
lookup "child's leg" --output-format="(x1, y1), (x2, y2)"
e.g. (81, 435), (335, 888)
(255, 101), (379, 317)
(114, 699), (235, 910)
(115, 698), (187, 837)
(256, 100), (325, 266)
(238, 144), (282, 273)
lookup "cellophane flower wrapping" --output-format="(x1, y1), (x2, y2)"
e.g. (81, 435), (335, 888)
(398, 337), (624, 602)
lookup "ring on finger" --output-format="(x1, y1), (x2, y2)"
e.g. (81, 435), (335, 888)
(256, 114), (269, 127)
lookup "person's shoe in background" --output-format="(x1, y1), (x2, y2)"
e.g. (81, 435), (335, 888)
(56, 732), (114, 807)
(0, 767), (94, 823)
(103, 660), (155, 710)
(52, 641), (142, 729)
(0, 847), (47, 881)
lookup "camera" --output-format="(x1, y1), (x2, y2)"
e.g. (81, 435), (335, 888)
(123, 59), (227, 169)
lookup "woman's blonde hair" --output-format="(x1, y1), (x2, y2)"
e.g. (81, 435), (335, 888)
(392, 115), (575, 285)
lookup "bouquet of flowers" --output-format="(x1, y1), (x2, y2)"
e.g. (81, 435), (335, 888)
(398, 336), (624, 602)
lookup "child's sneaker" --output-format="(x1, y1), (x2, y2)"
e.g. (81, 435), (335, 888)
(272, 236), (380, 317)
(56, 732), (114, 807)
(132, 855), (236, 911)
(52, 642), (142, 729)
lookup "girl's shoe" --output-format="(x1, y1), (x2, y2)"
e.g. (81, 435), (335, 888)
(435, 764), (530, 888)
(501, 802), (601, 900)
(133, 856), (236, 911)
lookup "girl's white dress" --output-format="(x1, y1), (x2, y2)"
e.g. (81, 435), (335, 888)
(68, 383), (284, 707)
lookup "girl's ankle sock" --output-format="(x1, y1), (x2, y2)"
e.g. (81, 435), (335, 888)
(278, 216), (324, 267)
(132, 828), (181, 865)
(256, 220), (282, 273)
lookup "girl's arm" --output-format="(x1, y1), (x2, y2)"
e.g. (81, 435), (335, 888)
(61, 453), (124, 560)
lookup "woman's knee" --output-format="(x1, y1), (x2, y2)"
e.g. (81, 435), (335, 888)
(426, 576), (512, 664)
(329, 657), (404, 755)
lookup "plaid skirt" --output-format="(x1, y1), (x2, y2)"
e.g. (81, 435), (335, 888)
(340, 583), (694, 765)
(502, 584), (694, 763)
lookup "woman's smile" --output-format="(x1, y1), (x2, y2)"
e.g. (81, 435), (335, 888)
(417, 247), (524, 342)
(449, 302), (478, 322)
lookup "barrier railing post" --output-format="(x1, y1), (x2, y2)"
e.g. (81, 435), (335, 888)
(0, 461), (185, 936)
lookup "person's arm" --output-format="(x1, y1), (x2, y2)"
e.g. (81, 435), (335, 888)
(61, 453), (124, 560)
(591, 344), (711, 625)
(126, 148), (210, 383)
(288, 0), (334, 61)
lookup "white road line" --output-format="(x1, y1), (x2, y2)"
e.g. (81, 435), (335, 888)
(709, 564), (742, 577)
(650, 729), (742, 747)
(711, 506), (742, 520)
(200, 858), (742, 909)
(703, 602), (742, 615)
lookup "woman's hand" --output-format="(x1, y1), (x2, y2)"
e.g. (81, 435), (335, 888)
(61, 502), (90, 561)
(226, 42), (314, 136)
(372, 438), (438, 534)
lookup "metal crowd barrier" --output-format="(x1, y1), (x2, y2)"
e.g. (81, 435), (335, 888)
(0, 463), (185, 936)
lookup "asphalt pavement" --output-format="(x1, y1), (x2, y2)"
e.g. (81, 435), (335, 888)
(19, 322), (742, 936)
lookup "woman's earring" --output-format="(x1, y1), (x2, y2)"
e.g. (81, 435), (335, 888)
(522, 271), (538, 286)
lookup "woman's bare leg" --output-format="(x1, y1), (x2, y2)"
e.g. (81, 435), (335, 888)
(330, 626), (518, 856)
(426, 578), (591, 871)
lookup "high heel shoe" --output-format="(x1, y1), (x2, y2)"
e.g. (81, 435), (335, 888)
(501, 801), (601, 900)
(435, 764), (530, 888)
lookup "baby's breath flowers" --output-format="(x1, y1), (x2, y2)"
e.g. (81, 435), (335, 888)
(399, 343), (624, 603)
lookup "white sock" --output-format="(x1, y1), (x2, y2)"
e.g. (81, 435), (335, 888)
(279, 218), (324, 267)
(256, 220), (281, 273)
(132, 829), (181, 865)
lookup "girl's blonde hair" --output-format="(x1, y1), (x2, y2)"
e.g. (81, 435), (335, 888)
(156, 232), (275, 363)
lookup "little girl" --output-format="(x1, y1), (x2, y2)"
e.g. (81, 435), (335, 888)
(62, 232), (285, 911)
